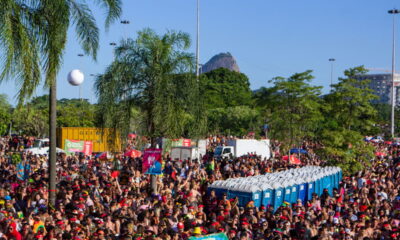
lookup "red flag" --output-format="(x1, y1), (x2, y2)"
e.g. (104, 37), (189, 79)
(124, 149), (142, 158)
(111, 171), (120, 178)
(337, 187), (345, 204)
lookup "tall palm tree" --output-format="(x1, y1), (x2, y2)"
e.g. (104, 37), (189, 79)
(95, 29), (206, 192)
(0, 0), (122, 206)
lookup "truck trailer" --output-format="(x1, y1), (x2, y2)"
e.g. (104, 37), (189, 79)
(214, 139), (271, 160)
(56, 127), (121, 152)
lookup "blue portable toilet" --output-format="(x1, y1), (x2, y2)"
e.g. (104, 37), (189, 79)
(330, 168), (338, 188)
(272, 182), (284, 211)
(297, 178), (307, 203)
(282, 181), (292, 203)
(208, 180), (227, 198)
(330, 167), (339, 189)
(326, 170), (334, 195)
(306, 177), (315, 201)
(290, 180), (298, 204)
(315, 174), (322, 196)
(338, 167), (343, 185)
(261, 183), (273, 208)
(229, 184), (262, 208)
(321, 172), (328, 194)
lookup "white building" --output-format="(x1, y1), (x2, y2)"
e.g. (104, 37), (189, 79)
(355, 73), (400, 105)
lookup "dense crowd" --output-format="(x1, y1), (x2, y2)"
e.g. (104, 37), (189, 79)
(0, 136), (399, 239)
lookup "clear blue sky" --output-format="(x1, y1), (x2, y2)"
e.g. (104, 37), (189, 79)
(1, 0), (399, 104)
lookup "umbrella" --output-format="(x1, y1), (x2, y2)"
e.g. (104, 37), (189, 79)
(124, 149), (142, 158)
(364, 136), (373, 142)
(289, 148), (308, 154)
(371, 136), (383, 143)
(128, 133), (137, 139)
(375, 152), (387, 157)
(96, 152), (110, 160)
(282, 155), (301, 165)
(385, 141), (393, 145)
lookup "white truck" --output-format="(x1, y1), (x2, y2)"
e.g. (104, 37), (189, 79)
(168, 139), (208, 162)
(24, 138), (64, 155)
(170, 146), (201, 162)
(214, 139), (271, 160)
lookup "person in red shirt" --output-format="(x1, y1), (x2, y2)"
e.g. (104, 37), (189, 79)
(7, 223), (22, 240)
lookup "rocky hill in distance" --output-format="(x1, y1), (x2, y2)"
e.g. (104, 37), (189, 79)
(200, 52), (240, 73)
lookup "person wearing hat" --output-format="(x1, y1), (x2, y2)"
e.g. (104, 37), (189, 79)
(192, 227), (202, 236)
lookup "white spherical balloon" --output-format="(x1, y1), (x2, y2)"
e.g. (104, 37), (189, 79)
(67, 69), (84, 86)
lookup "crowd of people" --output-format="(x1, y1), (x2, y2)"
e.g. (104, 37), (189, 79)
(0, 135), (399, 239)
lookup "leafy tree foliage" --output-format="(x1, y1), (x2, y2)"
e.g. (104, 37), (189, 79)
(0, 94), (12, 135)
(207, 106), (260, 136)
(12, 107), (48, 137)
(57, 99), (97, 127)
(7, 96), (97, 137)
(318, 66), (378, 174)
(0, 0), (121, 104)
(372, 103), (400, 137)
(199, 68), (255, 136)
(95, 29), (206, 144)
(266, 71), (323, 150)
(201, 68), (252, 109)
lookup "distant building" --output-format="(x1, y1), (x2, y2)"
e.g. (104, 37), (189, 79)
(355, 73), (400, 105)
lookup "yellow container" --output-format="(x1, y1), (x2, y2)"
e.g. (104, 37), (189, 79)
(57, 127), (121, 152)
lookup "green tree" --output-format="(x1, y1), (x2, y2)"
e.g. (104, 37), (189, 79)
(95, 28), (205, 144)
(13, 107), (48, 137)
(267, 71), (323, 151)
(57, 98), (97, 127)
(319, 66), (378, 174)
(372, 103), (400, 137)
(10, 96), (97, 136)
(0, 0), (122, 206)
(95, 28), (205, 193)
(0, 94), (11, 135)
(207, 106), (261, 136)
(201, 68), (252, 109)
(323, 67), (377, 133)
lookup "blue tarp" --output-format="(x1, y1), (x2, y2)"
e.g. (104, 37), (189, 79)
(289, 148), (308, 154)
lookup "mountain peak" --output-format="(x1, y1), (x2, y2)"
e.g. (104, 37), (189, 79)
(200, 52), (240, 73)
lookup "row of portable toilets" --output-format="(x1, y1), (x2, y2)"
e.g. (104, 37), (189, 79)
(208, 166), (342, 211)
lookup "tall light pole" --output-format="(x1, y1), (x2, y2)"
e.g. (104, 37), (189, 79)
(77, 54), (84, 100)
(389, 9), (400, 138)
(196, 0), (200, 81)
(121, 20), (130, 39)
(110, 42), (117, 57)
(329, 58), (335, 91)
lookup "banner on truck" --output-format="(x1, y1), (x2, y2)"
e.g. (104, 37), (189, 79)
(64, 139), (93, 156)
(162, 138), (192, 154)
(143, 148), (162, 175)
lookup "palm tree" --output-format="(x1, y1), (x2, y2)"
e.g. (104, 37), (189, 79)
(0, 0), (122, 206)
(95, 28), (206, 192)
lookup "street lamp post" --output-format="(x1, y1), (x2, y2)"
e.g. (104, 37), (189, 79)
(329, 58), (335, 91)
(120, 20), (130, 39)
(196, 0), (200, 81)
(77, 54), (84, 100)
(389, 9), (400, 138)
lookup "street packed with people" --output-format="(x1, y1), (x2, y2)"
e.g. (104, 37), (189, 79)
(0, 136), (399, 240)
